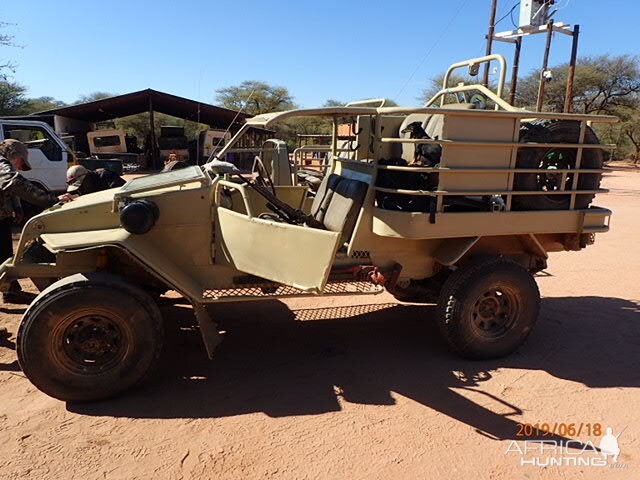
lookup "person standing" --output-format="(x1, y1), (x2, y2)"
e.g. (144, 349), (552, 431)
(0, 139), (59, 307)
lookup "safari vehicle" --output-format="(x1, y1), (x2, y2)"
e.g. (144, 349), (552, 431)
(198, 129), (231, 164)
(158, 125), (189, 162)
(0, 55), (615, 401)
(0, 119), (70, 193)
(86, 128), (139, 168)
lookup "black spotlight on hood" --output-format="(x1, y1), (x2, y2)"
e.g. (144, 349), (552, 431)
(120, 200), (159, 235)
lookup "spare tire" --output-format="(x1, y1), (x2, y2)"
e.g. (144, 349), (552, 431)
(513, 119), (604, 210)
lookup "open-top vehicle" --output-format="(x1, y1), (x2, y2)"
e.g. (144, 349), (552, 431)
(0, 55), (616, 401)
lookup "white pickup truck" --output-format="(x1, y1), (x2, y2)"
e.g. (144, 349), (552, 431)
(0, 119), (70, 193)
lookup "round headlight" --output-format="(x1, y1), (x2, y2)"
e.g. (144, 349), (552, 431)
(120, 200), (159, 235)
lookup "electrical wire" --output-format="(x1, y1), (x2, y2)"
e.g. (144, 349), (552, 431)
(494, 1), (520, 28)
(554, 0), (572, 12)
(510, 3), (519, 28)
(394, 0), (471, 100)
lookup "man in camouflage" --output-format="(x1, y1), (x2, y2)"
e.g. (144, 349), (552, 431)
(0, 139), (59, 313)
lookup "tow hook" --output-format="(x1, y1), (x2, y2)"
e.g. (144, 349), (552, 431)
(359, 264), (402, 289)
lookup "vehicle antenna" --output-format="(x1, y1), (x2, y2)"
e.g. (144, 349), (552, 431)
(207, 86), (258, 163)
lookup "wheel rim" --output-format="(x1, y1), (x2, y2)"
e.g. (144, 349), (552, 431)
(471, 287), (520, 338)
(54, 311), (128, 375)
(536, 148), (576, 205)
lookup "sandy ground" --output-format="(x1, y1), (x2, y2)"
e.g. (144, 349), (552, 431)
(0, 170), (639, 480)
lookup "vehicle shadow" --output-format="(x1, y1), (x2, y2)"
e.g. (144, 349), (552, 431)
(69, 295), (640, 443)
(0, 336), (20, 372)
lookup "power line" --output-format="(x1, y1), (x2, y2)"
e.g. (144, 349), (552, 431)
(394, 0), (472, 100)
(495, 1), (521, 28)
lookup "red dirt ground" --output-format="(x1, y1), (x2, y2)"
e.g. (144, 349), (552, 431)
(0, 169), (638, 479)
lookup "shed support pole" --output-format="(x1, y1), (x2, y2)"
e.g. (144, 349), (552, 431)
(149, 97), (157, 170)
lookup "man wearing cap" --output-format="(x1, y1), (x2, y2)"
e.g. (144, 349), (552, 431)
(0, 139), (60, 311)
(65, 165), (125, 197)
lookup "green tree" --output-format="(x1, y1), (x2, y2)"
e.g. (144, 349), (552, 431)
(75, 91), (115, 104)
(516, 55), (640, 161)
(621, 115), (640, 163)
(418, 73), (483, 105)
(215, 81), (296, 115)
(0, 80), (28, 115)
(116, 112), (208, 142)
(23, 96), (66, 113)
(515, 55), (640, 114)
(0, 21), (18, 80)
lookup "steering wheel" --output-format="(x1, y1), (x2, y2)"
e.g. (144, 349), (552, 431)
(250, 155), (297, 223)
(252, 155), (276, 197)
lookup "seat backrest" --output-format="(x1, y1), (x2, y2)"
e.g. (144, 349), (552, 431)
(310, 173), (341, 223)
(399, 103), (476, 164)
(311, 173), (368, 244)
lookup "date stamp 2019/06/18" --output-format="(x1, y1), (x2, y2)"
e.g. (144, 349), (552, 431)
(516, 423), (603, 437)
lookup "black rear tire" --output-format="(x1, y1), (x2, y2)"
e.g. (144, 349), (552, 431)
(436, 258), (540, 359)
(17, 273), (164, 402)
(513, 119), (603, 210)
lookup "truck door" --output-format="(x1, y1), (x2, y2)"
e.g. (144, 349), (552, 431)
(1, 123), (68, 192)
(215, 181), (341, 292)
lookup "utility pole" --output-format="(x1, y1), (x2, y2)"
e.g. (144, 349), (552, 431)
(487, 1), (580, 111)
(509, 37), (522, 106)
(536, 20), (555, 112)
(563, 24), (580, 112)
(483, 0), (499, 87)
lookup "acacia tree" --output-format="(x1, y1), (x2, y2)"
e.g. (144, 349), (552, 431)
(0, 80), (28, 115)
(418, 73), (489, 105)
(0, 22), (18, 80)
(516, 55), (640, 161)
(515, 55), (640, 114)
(215, 81), (296, 115)
(621, 113), (640, 163)
(75, 91), (115, 104)
(23, 96), (66, 113)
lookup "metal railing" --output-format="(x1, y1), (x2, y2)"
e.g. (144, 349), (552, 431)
(371, 116), (615, 213)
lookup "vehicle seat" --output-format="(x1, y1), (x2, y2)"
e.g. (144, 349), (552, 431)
(399, 103), (476, 164)
(310, 173), (368, 243)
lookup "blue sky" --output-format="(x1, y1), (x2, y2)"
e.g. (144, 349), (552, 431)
(2, 0), (638, 108)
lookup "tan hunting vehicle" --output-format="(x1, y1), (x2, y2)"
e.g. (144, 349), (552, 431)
(0, 55), (615, 401)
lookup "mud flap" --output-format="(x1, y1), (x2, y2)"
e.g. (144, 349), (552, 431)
(193, 304), (223, 359)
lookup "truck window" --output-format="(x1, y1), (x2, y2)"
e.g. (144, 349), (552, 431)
(211, 137), (225, 147)
(93, 135), (122, 148)
(3, 125), (62, 162)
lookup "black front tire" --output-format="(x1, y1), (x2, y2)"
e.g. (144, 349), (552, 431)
(436, 259), (540, 359)
(17, 273), (164, 402)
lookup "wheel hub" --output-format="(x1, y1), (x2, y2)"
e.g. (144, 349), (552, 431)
(62, 315), (124, 369)
(472, 289), (517, 338)
(537, 150), (575, 193)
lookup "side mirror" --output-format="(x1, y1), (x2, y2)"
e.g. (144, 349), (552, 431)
(468, 63), (480, 76)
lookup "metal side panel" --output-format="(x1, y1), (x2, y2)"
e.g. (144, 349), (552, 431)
(40, 228), (130, 250)
(39, 228), (205, 300)
(216, 208), (341, 292)
(372, 208), (611, 239)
